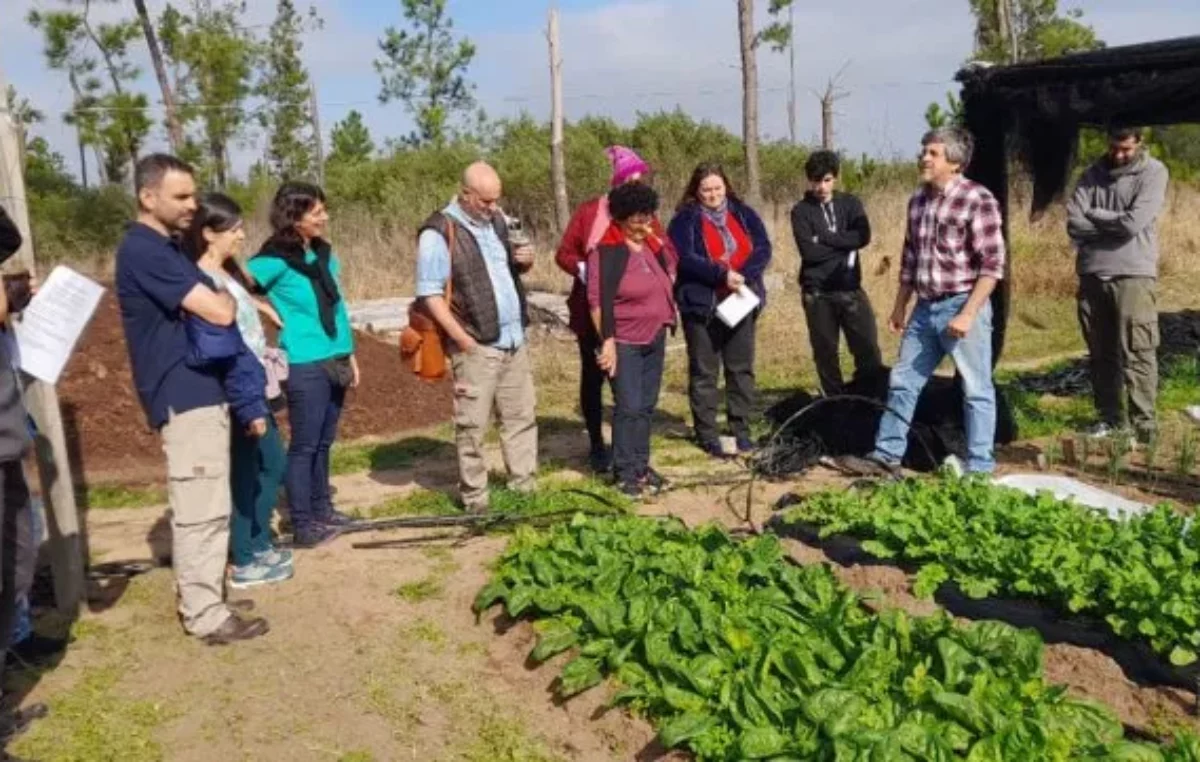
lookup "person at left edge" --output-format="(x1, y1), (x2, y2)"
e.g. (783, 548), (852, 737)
(116, 154), (269, 646)
(0, 203), (49, 751)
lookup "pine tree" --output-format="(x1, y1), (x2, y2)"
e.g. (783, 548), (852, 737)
(28, 2), (150, 185)
(257, 0), (321, 180)
(374, 0), (476, 147)
(160, 1), (258, 187)
(329, 110), (375, 165)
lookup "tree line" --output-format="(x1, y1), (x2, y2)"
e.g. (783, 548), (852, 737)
(9, 0), (1200, 265)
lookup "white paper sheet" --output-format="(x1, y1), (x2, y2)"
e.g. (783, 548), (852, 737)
(13, 266), (105, 384)
(715, 285), (761, 329)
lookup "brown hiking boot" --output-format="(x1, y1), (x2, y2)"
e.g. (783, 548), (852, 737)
(201, 615), (269, 646)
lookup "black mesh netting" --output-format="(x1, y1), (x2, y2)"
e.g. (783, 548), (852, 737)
(958, 36), (1200, 214)
(755, 369), (1017, 478)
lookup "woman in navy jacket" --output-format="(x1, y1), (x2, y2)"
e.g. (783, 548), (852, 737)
(668, 163), (772, 457)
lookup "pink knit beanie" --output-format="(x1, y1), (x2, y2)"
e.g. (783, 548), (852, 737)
(606, 145), (650, 187)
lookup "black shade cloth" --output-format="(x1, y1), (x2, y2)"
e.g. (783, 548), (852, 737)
(955, 35), (1200, 364)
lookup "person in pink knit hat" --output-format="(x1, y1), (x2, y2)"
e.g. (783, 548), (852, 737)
(554, 146), (664, 474)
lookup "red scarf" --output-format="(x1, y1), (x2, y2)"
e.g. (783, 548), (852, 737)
(597, 221), (666, 255)
(701, 213), (751, 272)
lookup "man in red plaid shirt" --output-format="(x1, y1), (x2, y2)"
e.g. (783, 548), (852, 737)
(844, 127), (1006, 475)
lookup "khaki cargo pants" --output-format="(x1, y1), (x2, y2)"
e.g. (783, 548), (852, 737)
(161, 405), (233, 637)
(450, 344), (538, 511)
(1077, 275), (1159, 436)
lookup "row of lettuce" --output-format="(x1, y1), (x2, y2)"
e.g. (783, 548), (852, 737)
(778, 475), (1200, 668)
(475, 513), (1200, 761)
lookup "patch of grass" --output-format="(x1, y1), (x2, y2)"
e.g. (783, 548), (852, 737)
(364, 477), (630, 523)
(330, 434), (452, 476)
(1002, 355), (1200, 442)
(69, 618), (112, 643)
(404, 618), (447, 647)
(361, 490), (459, 519)
(1158, 355), (1200, 413)
(81, 484), (166, 510)
(10, 666), (170, 762)
(338, 752), (375, 762)
(362, 672), (420, 732)
(458, 713), (565, 762)
(394, 577), (444, 603)
(486, 476), (631, 518)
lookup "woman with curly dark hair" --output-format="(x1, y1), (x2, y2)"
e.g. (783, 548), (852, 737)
(248, 182), (358, 548)
(586, 182), (678, 497)
(668, 163), (772, 458)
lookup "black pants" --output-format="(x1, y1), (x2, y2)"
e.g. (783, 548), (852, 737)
(612, 331), (666, 485)
(576, 327), (613, 450)
(0, 460), (32, 687)
(683, 313), (757, 444)
(802, 289), (883, 395)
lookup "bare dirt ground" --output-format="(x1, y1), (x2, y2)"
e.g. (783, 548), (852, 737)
(15, 301), (1200, 759)
(14, 431), (1200, 761)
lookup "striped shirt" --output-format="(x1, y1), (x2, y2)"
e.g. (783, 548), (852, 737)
(900, 176), (1006, 300)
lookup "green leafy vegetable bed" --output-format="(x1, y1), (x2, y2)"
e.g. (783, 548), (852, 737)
(474, 514), (1199, 761)
(777, 475), (1200, 669)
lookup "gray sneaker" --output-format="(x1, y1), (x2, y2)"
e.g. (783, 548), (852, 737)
(229, 561), (294, 590)
(254, 547), (293, 568)
(1185, 406), (1200, 426)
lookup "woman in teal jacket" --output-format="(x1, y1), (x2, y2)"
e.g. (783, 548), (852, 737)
(248, 182), (359, 548)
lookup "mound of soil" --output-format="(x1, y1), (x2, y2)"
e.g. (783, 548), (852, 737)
(56, 293), (452, 482)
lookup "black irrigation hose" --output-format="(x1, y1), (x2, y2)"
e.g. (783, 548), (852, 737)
(743, 393), (940, 528)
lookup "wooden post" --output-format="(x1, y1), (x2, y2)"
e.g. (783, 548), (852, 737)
(0, 66), (85, 617)
(548, 5), (569, 235)
(737, 0), (761, 204)
(310, 82), (325, 187)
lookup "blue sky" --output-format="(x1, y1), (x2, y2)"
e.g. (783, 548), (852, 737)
(6, 0), (1200, 180)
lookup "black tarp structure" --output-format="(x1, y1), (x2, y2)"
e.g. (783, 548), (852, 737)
(956, 35), (1200, 363)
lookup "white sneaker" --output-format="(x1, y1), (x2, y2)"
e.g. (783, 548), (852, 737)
(1084, 423), (1115, 439)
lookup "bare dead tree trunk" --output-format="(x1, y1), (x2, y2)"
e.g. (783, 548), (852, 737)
(816, 63), (850, 152)
(548, 7), (569, 236)
(133, 0), (184, 153)
(737, 0), (761, 203)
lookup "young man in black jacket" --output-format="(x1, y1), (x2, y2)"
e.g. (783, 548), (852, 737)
(790, 151), (882, 395)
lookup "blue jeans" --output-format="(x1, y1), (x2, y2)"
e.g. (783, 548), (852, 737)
(873, 294), (996, 473)
(612, 331), (666, 485)
(285, 363), (346, 531)
(230, 413), (287, 566)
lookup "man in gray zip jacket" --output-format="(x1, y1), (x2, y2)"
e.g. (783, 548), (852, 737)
(1067, 127), (1169, 443)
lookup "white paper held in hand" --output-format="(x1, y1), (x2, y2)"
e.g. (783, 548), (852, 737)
(715, 285), (760, 328)
(13, 266), (106, 385)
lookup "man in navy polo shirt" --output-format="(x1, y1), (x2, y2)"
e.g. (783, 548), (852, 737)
(116, 154), (268, 645)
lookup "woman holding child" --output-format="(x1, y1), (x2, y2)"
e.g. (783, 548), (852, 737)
(184, 194), (292, 588)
